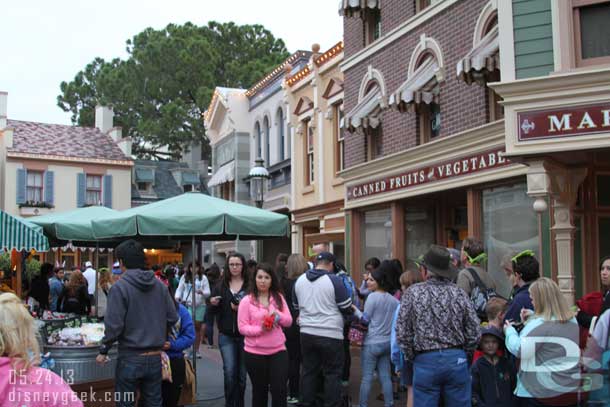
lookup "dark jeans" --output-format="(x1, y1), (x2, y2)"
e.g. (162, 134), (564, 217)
(205, 309), (215, 346)
(245, 350), (289, 407)
(342, 332), (351, 382)
(412, 349), (470, 407)
(300, 333), (344, 407)
(219, 334), (247, 407)
(161, 357), (186, 407)
(115, 354), (162, 407)
(286, 332), (301, 398)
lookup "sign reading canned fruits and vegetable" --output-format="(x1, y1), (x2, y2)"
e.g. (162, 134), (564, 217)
(347, 148), (509, 200)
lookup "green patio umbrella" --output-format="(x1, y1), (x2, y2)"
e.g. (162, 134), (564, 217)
(91, 192), (289, 240)
(28, 206), (119, 243)
(90, 192), (289, 379)
(1, 210), (49, 252)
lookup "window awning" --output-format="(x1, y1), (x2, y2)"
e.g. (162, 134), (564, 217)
(389, 57), (441, 112)
(207, 161), (235, 188)
(135, 168), (154, 183)
(182, 172), (201, 186)
(345, 86), (386, 131)
(457, 25), (499, 84)
(339, 0), (379, 17)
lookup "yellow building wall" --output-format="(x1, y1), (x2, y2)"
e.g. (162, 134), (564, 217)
(2, 159), (132, 216)
(288, 55), (345, 213)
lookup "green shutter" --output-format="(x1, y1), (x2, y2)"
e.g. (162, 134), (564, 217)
(513, 0), (555, 79)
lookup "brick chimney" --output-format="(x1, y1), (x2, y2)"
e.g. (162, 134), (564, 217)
(0, 91), (7, 130)
(95, 105), (114, 133)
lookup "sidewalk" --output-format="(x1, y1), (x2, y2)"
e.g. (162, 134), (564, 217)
(193, 345), (403, 407)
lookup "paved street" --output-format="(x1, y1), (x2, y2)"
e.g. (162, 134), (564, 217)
(194, 345), (396, 407)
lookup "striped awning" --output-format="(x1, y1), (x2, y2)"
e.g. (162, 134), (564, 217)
(457, 25), (499, 84)
(345, 86), (386, 131)
(1, 210), (49, 252)
(339, 0), (379, 17)
(389, 57), (442, 112)
(207, 161), (235, 188)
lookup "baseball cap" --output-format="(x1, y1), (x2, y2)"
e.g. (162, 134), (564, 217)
(315, 252), (336, 264)
(85, 261), (92, 268)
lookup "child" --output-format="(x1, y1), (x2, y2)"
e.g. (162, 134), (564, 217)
(486, 296), (508, 330)
(471, 326), (515, 407)
(473, 296), (508, 363)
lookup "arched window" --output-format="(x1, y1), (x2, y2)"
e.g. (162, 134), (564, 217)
(363, 81), (382, 161)
(263, 116), (270, 165)
(255, 122), (262, 159)
(414, 52), (441, 144)
(277, 108), (285, 161)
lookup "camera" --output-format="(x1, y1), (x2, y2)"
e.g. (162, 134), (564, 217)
(231, 291), (245, 306)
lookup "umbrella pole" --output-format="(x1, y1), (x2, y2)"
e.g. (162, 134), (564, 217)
(191, 236), (197, 384)
(94, 242), (99, 317)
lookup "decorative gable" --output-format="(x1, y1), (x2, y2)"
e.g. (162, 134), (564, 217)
(323, 77), (344, 100)
(294, 96), (314, 116)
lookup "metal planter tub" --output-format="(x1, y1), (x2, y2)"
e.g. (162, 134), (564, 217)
(43, 345), (117, 384)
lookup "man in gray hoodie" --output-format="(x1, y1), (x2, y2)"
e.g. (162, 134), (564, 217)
(96, 239), (178, 407)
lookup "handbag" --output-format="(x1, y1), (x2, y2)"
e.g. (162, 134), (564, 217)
(161, 351), (172, 382)
(178, 356), (197, 405)
(348, 322), (368, 346)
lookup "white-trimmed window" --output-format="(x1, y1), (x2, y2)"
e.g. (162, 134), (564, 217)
(86, 175), (102, 205)
(255, 122), (262, 159)
(415, 53), (441, 144)
(416, 0), (431, 13)
(572, 0), (610, 66)
(277, 108), (285, 161)
(264, 116), (271, 165)
(364, 8), (382, 46)
(26, 171), (43, 202)
(334, 103), (345, 173)
(303, 120), (314, 186)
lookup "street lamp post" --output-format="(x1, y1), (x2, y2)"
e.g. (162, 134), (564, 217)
(247, 157), (270, 260)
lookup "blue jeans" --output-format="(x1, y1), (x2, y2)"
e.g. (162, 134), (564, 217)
(115, 354), (162, 407)
(219, 334), (247, 407)
(359, 341), (393, 407)
(413, 349), (471, 407)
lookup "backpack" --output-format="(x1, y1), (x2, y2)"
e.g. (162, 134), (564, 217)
(337, 271), (355, 302)
(467, 268), (496, 321)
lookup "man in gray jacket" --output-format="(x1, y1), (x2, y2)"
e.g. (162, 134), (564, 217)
(96, 239), (178, 407)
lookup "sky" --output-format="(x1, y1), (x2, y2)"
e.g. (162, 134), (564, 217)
(0, 0), (343, 125)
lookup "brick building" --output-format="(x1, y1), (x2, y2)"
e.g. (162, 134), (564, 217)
(339, 0), (532, 297)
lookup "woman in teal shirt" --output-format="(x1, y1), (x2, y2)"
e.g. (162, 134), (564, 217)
(504, 276), (579, 407)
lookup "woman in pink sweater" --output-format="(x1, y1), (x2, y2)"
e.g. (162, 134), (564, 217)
(0, 293), (82, 407)
(237, 263), (292, 407)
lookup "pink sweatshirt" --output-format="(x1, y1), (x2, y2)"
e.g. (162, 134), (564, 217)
(0, 357), (83, 407)
(237, 293), (293, 355)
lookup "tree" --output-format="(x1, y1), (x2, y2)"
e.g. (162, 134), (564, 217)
(58, 22), (290, 159)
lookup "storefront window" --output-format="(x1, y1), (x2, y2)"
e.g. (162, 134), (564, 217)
(483, 183), (539, 298)
(405, 206), (435, 259)
(597, 174), (610, 207)
(599, 217), (610, 259)
(361, 208), (392, 264)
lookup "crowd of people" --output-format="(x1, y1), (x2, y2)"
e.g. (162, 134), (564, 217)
(1, 237), (609, 407)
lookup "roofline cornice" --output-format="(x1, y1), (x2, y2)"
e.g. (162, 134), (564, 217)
(7, 152), (134, 167)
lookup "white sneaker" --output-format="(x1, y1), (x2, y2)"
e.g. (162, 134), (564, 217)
(196, 352), (202, 359)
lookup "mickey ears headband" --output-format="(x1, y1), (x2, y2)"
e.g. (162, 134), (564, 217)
(511, 249), (535, 263)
